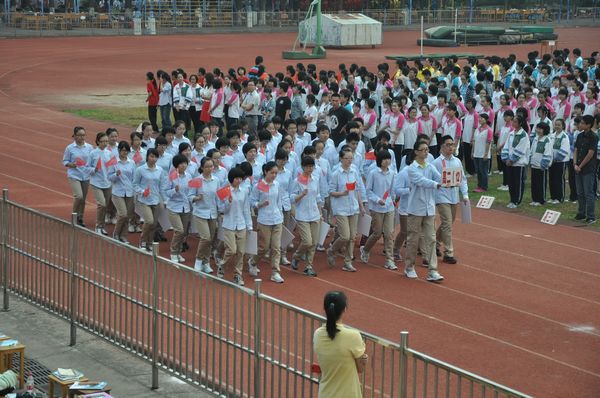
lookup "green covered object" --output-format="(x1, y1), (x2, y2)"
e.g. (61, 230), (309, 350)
(417, 38), (459, 47)
(425, 26), (456, 39)
(512, 25), (554, 33)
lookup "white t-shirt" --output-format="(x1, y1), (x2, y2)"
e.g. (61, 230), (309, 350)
(304, 105), (318, 133)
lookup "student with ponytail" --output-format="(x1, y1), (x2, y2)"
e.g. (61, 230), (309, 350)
(313, 291), (367, 398)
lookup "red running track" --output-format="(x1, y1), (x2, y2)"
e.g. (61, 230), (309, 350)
(1, 30), (600, 397)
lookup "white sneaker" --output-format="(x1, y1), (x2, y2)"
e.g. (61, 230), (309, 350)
(202, 262), (214, 274)
(384, 261), (398, 270)
(404, 268), (418, 279)
(217, 267), (225, 279)
(280, 256), (291, 266)
(498, 185), (509, 191)
(342, 263), (357, 272)
(177, 254), (185, 262)
(426, 270), (444, 282)
(135, 225), (143, 233)
(233, 274), (244, 286)
(128, 225), (136, 233)
(529, 201), (541, 207)
(506, 202), (517, 209)
(105, 215), (111, 224)
(249, 265), (259, 277)
(111, 216), (118, 224)
(194, 259), (203, 272)
(316, 244), (325, 252)
(270, 272), (284, 283)
(95, 227), (108, 236)
(359, 246), (369, 263)
(170, 254), (180, 263)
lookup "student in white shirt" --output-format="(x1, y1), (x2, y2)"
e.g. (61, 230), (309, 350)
(548, 119), (571, 204)
(108, 141), (136, 244)
(164, 154), (192, 263)
(62, 126), (93, 226)
(217, 166), (252, 286)
(88, 132), (113, 235)
(304, 93), (319, 138)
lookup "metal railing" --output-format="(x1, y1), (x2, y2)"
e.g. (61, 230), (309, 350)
(0, 188), (532, 398)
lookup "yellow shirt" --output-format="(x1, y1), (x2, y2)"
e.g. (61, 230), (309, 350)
(314, 323), (366, 398)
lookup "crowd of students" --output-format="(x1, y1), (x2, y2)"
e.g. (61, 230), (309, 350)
(62, 49), (600, 285)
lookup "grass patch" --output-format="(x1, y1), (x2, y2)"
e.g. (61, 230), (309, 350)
(65, 106), (598, 229)
(64, 107), (149, 129)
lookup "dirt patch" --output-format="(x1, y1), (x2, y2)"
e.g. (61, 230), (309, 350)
(38, 87), (145, 109)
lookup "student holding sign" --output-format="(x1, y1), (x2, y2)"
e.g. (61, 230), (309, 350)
(327, 148), (367, 272)
(62, 126), (93, 227)
(360, 150), (397, 270)
(404, 140), (444, 282)
(431, 135), (469, 265)
(249, 161), (286, 284)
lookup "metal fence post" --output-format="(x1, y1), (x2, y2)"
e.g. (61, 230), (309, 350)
(399, 331), (409, 398)
(151, 242), (159, 390)
(69, 213), (78, 346)
(253, 279), (262, 398)
(2, 189), (9, 311)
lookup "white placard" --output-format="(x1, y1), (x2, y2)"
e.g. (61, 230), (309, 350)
(441, 167), (463, 187)
(357, 213), (372, 236)
(217, 225), (225, 240)
(285, 216), (297, 232)
(157, 205), (172, 231)
(281, 226), (295, 248)
(318, 221), (330, 246)
(540, 209), (561, 225)
(476, 196), (495, 209)
(245, 231), (258, 255)
(460, 200), (472, 224)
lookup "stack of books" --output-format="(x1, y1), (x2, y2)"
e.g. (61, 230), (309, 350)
(52, 368), (84, 381)
(0, 339), (18, 347)
(69, 381), (108, 390)
(81, 393), (113, 398)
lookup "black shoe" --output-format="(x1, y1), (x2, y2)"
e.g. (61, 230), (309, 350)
(574, 214), (586, 221)
(77, 218), (86, 227)
(436, 247), (442, 257)
(422, 259), (429, 266)
(182, 241), (189, 252)
(443, 256), (457, 264)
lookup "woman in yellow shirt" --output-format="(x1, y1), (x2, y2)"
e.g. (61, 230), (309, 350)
(313, 291), (368, 398)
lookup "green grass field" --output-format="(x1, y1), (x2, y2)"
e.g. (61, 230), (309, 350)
(64, 107), (599, 229)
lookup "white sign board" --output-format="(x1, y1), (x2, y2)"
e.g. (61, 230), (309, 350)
(540, 210), (561, 225)
(476, 196), (495, 209)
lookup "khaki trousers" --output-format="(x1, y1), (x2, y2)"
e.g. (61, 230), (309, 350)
(330, 214), (359, 265)
(112, 195), (134, 238)
(405, 215), (438, 272)
(138, 202), (159, 246)
(364, 210), (395, 262)
(293, 220), (320, 267)
(68, 178), (89, 220)
(254, 223), (282, 272)
(168, 210), (191, 254)
(394, 214), (408, 255)
(91, 186), (112, 228)
(222, 228), (247, 276)
(194, 217), (217, 264)
(435, 203), (457, 257)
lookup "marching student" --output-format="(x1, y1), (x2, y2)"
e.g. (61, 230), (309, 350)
(190, 157), (219, 273)
(404, 140), (444, 282)
(62, 126), (93, 227)
(548, 119), (571, 204)
(326, 148), (367, 272)
(529, 122), (553, 206)
(108, 141), (136, 244)
(360, 150), (397, 270)
(432, 135), (469, 265)
(129, 132), (147, 168)
(501, 115), (531, 208)
(249, 161), (286, 284)
(88, 132), (113, 235)
(133, 148), (168, 251)
(164, 154), (192, 263)
(290, 156), (322, 276)
(217, 166), (253, 286)
(274, 149), (293, 265)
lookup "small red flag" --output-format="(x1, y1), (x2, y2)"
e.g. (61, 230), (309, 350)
(188, 178), (203, 188)
(169, 169), (178, 181)
(105, 156), (117, 167)
(346, 181), (356, 191)
(217, 185), (232, 200)
(297, 172), (310, 185)
(191, 156), (198, 164)
(310, 364), (321, 374)
(257, 179), (270, 193)
(219, 161), (226, 168)
(143, 186), (151, 197)
(75, 157), (86, 167)
(382, 190), (390, 200)
(259, 147), (266, 155)
(95, 157), (102, 171)
(365, 151), (376, 161)
(226, 149), (234, 156)
(132, 150), (142, 164)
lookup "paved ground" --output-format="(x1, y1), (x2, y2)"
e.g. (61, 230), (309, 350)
(1, 294), (215, 397)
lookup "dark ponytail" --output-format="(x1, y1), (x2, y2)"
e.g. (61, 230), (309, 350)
(324, 291), (347, 340)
